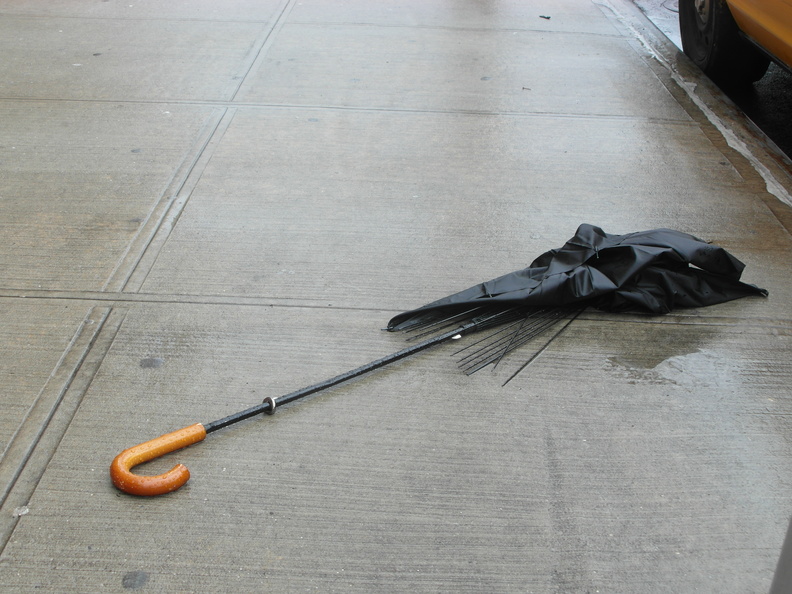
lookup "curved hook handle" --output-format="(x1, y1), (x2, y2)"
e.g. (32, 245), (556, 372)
(110, 423), (207, 496)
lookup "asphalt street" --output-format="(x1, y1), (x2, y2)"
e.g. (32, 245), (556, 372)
(635, 0), (792, 158)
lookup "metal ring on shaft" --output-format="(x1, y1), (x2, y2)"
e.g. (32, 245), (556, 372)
(263, 396), (276, 415)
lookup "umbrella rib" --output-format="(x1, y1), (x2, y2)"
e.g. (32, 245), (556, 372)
(460, 315), (566, 375)
(491, 313), (532, 370)
(457, 320), (537, 367)
(453, 317), (529, 360)
(403, 307), (485, 340)
(456, 309), (568, 373)
(501, 307), (585, 385)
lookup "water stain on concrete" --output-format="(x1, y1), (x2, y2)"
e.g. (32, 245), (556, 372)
(139, 357), (164, 369)
(121, 570), (149, 589)
(604, 323), (706, 383)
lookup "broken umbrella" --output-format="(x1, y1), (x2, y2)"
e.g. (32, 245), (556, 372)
(110, 224), (766, 495)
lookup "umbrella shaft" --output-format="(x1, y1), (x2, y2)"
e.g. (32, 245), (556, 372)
(203, 323), (474, 434)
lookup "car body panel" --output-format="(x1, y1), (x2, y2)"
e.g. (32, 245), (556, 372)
(727, 0), (792, 69)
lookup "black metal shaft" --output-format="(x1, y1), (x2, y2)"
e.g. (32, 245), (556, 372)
(203, 322), (475, 434)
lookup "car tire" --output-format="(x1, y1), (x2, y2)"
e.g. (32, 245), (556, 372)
(679, 0), (770, 85)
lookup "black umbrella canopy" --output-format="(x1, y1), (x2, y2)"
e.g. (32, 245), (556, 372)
(388, 224), (767, 331)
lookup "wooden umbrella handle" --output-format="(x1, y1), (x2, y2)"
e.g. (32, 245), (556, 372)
(110, 423), (207, 496)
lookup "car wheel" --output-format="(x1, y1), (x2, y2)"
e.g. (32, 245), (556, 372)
(679, 0), (770, 85)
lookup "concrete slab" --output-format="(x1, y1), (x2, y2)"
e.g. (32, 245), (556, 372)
(0, 15), (272, 102)
(289, 0), (619, 35)
(0, 304), (788, 592)
(138, 106), (786, 316)
(0, 0), (286, 21)
(235, 21), (686, 118)
(0, 301), (95, 475)
(0, 101), (218, 291)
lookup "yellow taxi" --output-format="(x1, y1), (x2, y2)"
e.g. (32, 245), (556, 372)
(680, 0), (792, 85)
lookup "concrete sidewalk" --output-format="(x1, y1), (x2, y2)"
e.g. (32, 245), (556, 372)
(0, 0), (791, 591)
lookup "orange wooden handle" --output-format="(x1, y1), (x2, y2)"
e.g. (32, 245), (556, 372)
(110, 423), (207, 496)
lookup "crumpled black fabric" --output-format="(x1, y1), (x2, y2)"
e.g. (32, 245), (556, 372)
(388, 224), (767, 330)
